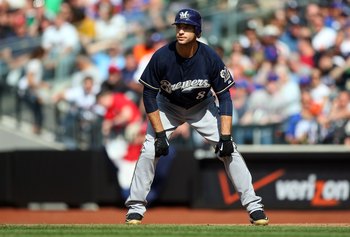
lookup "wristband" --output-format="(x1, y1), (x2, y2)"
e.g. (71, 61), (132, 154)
(155, 131), (166, 138)
(220, 134), (231, 141)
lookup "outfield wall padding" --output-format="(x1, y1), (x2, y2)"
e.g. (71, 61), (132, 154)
(0, 148), (349, 209)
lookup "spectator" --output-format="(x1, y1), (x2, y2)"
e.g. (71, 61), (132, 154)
(99, 65), (129, 95)
(293, 89), (322, 144)
(275, 64), (301, 116)
(73, 4), (97, 47)
(280, 16), (302, 53)
(94, 1), (127, 42)
(52, 76), (99, 149)
(309, 13), (337, 61)
(147, 0), (166, 31)
(337, 20), (350, 59)
(1, 8), (39, 77)
(96, 90), (143, 200)
(317, 50), (340, 87)
(70, 54), (101, 89)
(121, 50), (138, 84)
(131, 32), (167, 95)
(59, 2), (74, 23)
(87, 0), (123, 20)
(309, 68), (331, 113)
(18, 46), (48, 134)
(89, 43), (125, 82)
(272, 64), (302, 142)
(132, 30), (162, 63)
(238, 20), (263, 60)
(227, 41), (253, 80)
(329, 54), (350, 91)
(259, 24), (290, 65)
(121, 0), (150, 37)
(128, 31), (168, 116)
(297, 36), (315, 68)
(324, 1), (344, 31)
(240, 72), (284, 144)
(230, 80), (249, 125)
(305, 3), (320, 26)
(318, 90), (350, 144)
(41, 12), (80, 81)
(0, 2), (14, 39)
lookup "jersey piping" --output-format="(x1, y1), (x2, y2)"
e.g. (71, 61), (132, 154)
(139, 78), (159, 90)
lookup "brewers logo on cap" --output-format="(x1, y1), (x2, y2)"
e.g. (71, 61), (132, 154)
(179, 11), (189, 20)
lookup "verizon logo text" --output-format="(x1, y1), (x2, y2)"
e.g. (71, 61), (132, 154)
(276, 174), (349, 206)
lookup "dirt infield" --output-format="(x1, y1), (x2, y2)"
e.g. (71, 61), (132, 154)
(1, 207), (350, 225)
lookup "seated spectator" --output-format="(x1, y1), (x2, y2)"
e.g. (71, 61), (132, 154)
(87, 0), (123, 20)
(73, 5), (96, 47)
(70, 54), (101, 89)
(132, 32), (167, 90)
(121, 0), (149, 36)
(273, 64), (301, 141)
(309, 68), (331, 113)
(280, 16), (302, 53)
(285, 89), (321, 144)
(241, 72), (283, 126)
(259, 24), (290, 65)
(121, 50), (138, 84)
(89, 44), (125, 82)
(100, 65), (128, 93)
(132, 30), (163, 63)
(230, 80), (249, 125)
(293, 89), (322, 144)
(329, 53), (350, 92)
(1, 8), (40, 85)
(310, 13), (337, 63)
(318, 90), (350, 144)
(238, 20), (263, 60)
(227, 41), (253, 81)
(239, 72), (284, 144)
(297, 36), (315, 68)
(94, 1), (127, 42)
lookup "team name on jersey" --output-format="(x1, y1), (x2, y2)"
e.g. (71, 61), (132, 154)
(160, 79), (210, 93)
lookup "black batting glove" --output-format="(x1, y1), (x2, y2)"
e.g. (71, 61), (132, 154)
(154, 131), (169, 157)
(215, 135), (234, 157)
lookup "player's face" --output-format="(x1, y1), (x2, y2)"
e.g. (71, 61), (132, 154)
(175, 24), (196, 44)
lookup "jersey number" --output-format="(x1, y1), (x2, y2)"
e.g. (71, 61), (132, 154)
(196, 91), (206, 100)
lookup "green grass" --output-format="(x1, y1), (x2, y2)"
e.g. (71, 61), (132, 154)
(0, 224), (350, 237)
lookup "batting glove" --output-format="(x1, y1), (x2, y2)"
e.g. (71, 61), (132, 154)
(154, 131), (169, 157)
(215, 135), (234, 157)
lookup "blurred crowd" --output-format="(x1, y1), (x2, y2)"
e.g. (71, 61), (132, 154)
(226, 0), (350, 146)
(0, 0), (349, 150)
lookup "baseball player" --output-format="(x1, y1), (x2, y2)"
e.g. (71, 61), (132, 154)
(125, 8), (269, 226)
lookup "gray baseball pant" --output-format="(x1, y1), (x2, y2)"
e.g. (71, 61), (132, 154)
(125, 95), (264, 216)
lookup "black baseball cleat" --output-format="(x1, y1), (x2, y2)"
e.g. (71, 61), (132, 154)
(125, 213), (143, 225)
(249, 210), (269, 226)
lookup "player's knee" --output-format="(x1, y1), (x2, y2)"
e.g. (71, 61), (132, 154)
(217, 154), (232, 163)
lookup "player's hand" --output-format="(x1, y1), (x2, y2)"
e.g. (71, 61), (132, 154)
(215, 135), (234, 157)
(154, 131), (169, 157)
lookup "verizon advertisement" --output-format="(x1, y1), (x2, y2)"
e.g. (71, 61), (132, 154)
(192, 152), (350, 209)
